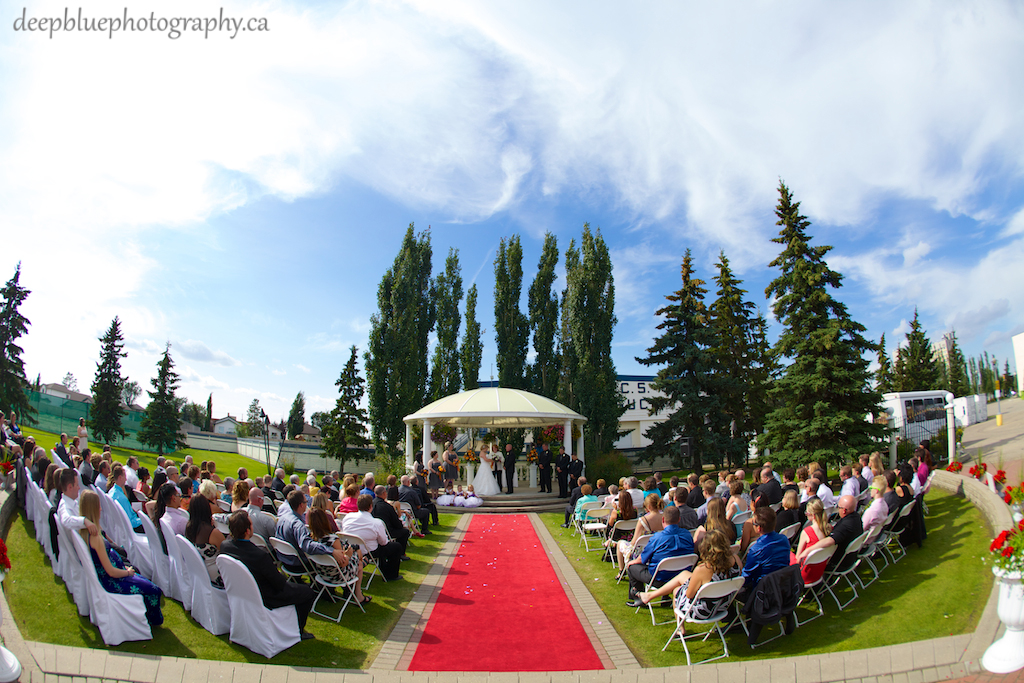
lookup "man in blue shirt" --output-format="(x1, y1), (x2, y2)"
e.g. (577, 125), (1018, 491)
(740, 507), (791, 599)
(625, 506), (695, 606)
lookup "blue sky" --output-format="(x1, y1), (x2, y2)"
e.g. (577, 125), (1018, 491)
(2, 1), (1022, 422)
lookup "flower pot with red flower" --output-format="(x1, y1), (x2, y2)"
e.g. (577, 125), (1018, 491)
(983, 522), (1024, 673)
(0, 538), (18, 682)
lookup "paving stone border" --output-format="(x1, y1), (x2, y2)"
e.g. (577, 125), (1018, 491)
(0, 471), (1008, 682)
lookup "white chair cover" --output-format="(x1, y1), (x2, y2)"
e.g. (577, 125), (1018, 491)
(65, 521), (151, 645)
(174, 535), (229, 635)
(215, 555), (301, 658)
(160, 517), (192, 611)
(54, 522), (90, 617)
(101, 491), (154, 581)
(23, 468), (35, 522)
(138, 513), (175, 600)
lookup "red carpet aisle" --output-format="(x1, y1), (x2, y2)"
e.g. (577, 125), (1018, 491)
(408, 514), (604, 672)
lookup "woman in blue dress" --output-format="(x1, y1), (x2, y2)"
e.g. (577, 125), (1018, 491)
(78, 490), (164, 626)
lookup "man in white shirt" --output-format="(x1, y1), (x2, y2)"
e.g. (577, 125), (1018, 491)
(244, 487), (278, 541)
(627, 477), (644, 509)
(125, 456), (140, 490)
(839, 465), (860, 498)
(56, 469), (98, 535)
(817, 479), (837, 507)
(341, 494), (403, 581)
(859, 454), (874, 486)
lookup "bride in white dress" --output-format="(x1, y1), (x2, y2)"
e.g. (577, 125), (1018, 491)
(472, 448), (501, 497)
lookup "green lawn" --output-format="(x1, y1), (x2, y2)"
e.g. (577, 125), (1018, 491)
(540, 488), (993, 667)
(5, 507), (459, 669)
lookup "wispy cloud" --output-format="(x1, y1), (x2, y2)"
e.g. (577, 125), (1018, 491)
(176, 339), (241, 367)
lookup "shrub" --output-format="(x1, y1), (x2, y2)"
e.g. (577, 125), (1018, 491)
(586, 451), (632, 486)
(279, 454), (296, 476)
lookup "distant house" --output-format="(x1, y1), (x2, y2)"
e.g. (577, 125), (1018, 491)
(41, 383), (93, 404)
(267, 423), (282, 440)
(213, 415), (241, 435)
(295, 422), (321, 443)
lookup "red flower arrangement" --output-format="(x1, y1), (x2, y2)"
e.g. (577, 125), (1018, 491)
(0, 461), (12, 476)
(969, 463), (988, 480)
(0, 538), (11, 572)
(1004, 484), (1024, 506)
(995, 470), (1008, 485)
(946, 461), (963, 473)
(991, 523), (1024, 573)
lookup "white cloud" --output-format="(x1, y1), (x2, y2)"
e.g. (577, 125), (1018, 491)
(176, 339), (241, 367)
(294, 364), (311, 373)
(270, 368), (286, 376)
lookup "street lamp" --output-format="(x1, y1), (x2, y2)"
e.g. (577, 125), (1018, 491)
(260, 409), (272, 476)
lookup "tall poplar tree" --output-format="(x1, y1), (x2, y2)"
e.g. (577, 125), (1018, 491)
(428, 248), (463, 400)
(138, 343), (186, 455)
(708, 251), (765, 467)
(0, 263), (35, 424)
(761, 182), (884, 468)
(460, 284), (483, 390)
(639, 249), (730, 471)
(875, 334), (893, 393)
(493, 235), (529, 389)
(246, 398), (265, 437)
(322, 345), (369, 471)
(204, 394), (213, 432)
(968, 356), (979, 394)
(562, 225), (624, 456)
(90, 317), (128, 444)
(893, 309), (940, 392)
(366, 224), (435, 454)
(943, 330), (970, 396)
(528, 233), (560, 398)
(557, 243), (580, 412)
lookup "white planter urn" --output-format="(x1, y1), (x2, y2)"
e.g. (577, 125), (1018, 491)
(530, 464), (538, 488)
(1012, 505), (1024, 525)
(0, 573), (21, 683)
(465, 463), (475, 484)
(984, 567), (1024, 673)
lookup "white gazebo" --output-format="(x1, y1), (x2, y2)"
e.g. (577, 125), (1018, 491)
(402, 387), (587, 470)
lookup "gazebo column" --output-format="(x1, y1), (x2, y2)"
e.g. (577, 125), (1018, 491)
(564, 419), (573, 456)
(576, 424), (585, 466)
(405, 422), (413, 471)
(423, 419), (434, 464)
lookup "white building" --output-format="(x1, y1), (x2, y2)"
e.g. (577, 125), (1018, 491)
(212, 415), (240, 435)
(1014, 332), (1024, 396)
(613, 375), (667, 450)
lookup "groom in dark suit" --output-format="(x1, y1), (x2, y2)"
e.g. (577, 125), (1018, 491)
(504, 443), (518, 495)
(537, 442), (553, 493)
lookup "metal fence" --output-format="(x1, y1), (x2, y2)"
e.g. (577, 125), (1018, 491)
(24, 389), (151, 451)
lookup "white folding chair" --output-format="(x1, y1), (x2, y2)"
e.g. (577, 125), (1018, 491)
(23, 468), (35, 522)
(101, 491), (154, 581)
(607, 519), (639, 569)
(581, 509), (612, 551)
(662, 575), (746, 666)
(216, 555), (301, 658)
(338, 532), (384, 590)
(160, 517), (192, 611)
(572, 502), (603, 538)
(636, 554), (698, 625)
(307, 554), (363, 623)
(779, 522), (802, 544)
(175, 535), (230, 635)
(726, 565), (803, 648)
(66, 521), (151, 646)
(216, 499), (232, 513)
(823, 529), (871, 610)
(54, 522), (91, 617)
(871, 509), (900, 570)
(250, 533), (273, 554)
(794, 545), (837, 626)
(617, 534), (652, 583)
(731, 510), (751, 540)
(269, 537), (314, 583)
(880, 500), (917, 564)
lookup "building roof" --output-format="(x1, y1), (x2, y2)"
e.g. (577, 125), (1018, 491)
(404, 387), (586, 429)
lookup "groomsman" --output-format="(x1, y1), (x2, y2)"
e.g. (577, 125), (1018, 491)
(504, 443), (518, 495)
(537, 442), (553, 493)
(556, 446), (570, 498)
(567, 453), (584, 490)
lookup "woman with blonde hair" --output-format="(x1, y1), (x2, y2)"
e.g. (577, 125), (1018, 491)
(311, 493), (339, 532)
(78, 490), (164, 625)
(725, 480), (748, 520)
(869, 452), (885, 478)
(337, 483), (360, 513)
(637, 529), (741, 614)
(792, 498), (831, 585)
(231, 480), (250, 512)
(694, 497), (737, 549)
(308, 507), (370, 606)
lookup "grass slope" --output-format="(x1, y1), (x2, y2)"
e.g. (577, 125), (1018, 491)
(5, 508), (459, 669)
(540, 489), (992, 667)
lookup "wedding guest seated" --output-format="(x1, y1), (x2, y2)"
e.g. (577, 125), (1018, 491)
(231, 480), (250, 512)
(616, 493), (665, 568)
(626, 505), (695, 607)
(372, 485), (409, 556)
(220, 510), (316, 641)
(572, 485), (599, 524)
(604, 484), (620, 508)
(603, 489), (638, 558)
(626, 477), (644, 509)
(185, 494), (224, 584)
(108, 464), (144, 534)
(56, 468), (98, 536)
(593, 478), (609, 497)
(78, 491), (164, 626)
(755, 465), (783, 505)
(781, 468), (799, 497)
(411, 475), (439, 526)
(774, 490), (803, 533)
(220, 477), (235, 504)
(839, 465), (860, 498)
(796, 495), (862, 571)
(151, 483), (189, 552)
(398, 475), (431, 535)
(739, 494), (772, 556)
(360, 474), (375, 497)
(725, 480), (749, 520)
(245, 487), (278, 541)
(275, 490), (339, 574)
(686, 473), (705, 509)
(671, 487), (699, 530)
(561, 476), (589, 527)
(642, 477), (660, 499)
(308, 508), (369, 605)
(337, 484), (360, 513)
(860, 478), (889, 533)
(44, 464), (61, 507)
(341, 494), (404, 582)
(694, 480), (718, 524)
(816, 476), (837, 507)
(637, 529), (741, 610)
(738, 507), (790, 601)
(791, 498), (830, 585)
(654, 472), (669, 496)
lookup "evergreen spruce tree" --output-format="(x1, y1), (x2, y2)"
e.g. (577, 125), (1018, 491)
(322, 345), (370, 471)
(493, 235), (529, 390)
(138, 343), (186, 455)
(0, 263), (35, 424)
(747, 313), (777, 442)
(428, 248), (463, 400)
(761, 182), (885, 469)
(287, 391), (306, 439)
(89, 317), (128, 445)
(562, 225), (624, 456)
(893, 309), (940, 392)
(708, 250), (762, 468)
(366, 224), (435, 454)
(968, 356), (979, 394)
(246, 398), (265, 437)
(875, 334), (893, 393)
(460, 285), (483, 390)
(639, 249), (730, 471)
(528, 233), (560, 398)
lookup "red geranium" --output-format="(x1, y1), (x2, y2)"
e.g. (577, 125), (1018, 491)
(969, 463), (988, 480)
(995, 470), (1008, 485)
(0, 539), (10, 572)
(946, 461), (963, 473)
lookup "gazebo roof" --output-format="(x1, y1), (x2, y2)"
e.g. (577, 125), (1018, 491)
(403, 387), (586, 429)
